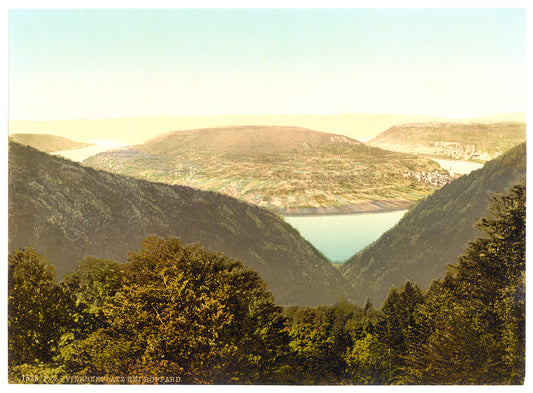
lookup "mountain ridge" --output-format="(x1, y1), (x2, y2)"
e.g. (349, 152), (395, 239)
(8, 141), (356, 306)
(8, 133), (92, 153)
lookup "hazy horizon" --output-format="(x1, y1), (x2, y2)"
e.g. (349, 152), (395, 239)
(8, 110), (526, 123)
(9, 112), (526, 145)
(9, 9), (526, 122)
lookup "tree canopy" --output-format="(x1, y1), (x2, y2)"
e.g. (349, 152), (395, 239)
(8, 184), (525, 385)
(51, 237), (288, 384)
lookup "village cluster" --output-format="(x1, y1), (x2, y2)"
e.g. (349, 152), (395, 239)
(432, 141), (494, 161)
(402, 170), (458, 188)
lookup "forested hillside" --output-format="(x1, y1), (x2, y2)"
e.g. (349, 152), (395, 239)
(341, 142), (526, 305)
(9, 183), (525, 384)
(84, 125), (446, 214)
(8, 141), (355, 306)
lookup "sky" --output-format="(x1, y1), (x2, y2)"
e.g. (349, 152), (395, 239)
(8, 7), (527, 120)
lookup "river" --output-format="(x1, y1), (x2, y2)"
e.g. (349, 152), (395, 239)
(284, 159), (483, 263)
(431, 158), (483, 175)
(51, 140), (130, 162)
(284, 210), (407, 263)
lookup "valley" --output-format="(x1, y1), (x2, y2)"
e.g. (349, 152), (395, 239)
(8, 122), (526, 297)
(8, 122), (527, 385)
(7, 7), (527, 384)
(341, 142), (526, 305)
(8, 141), (356, 306)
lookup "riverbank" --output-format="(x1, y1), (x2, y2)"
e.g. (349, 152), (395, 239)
(278, 199), (414, 216)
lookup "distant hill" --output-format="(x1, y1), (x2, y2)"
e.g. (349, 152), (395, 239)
(8, 141), (357, 306)
(84, 125), (447, 214)
(339, 142), (526, 305)
(8, 133), (92, 153)
(368, 122), (526, 161)
(9, 112), (525, 144)
(140, 125), (362, 155)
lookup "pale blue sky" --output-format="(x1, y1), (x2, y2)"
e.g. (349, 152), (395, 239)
(8, 8), (527, 120)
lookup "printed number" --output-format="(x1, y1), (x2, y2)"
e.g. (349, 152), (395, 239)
(23, 374), (39, 383)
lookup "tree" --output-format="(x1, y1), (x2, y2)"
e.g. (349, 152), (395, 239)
(69, 256), (124, 316)
(70, 237), (289, 384)
(284, 301), (359, 384)
(8, 247), (60, 365)
(54, 257), (124, 370)
(408, 183), (526, 384)
(343, 301), (386, 384)
(454, 183), (525, 383)
(356, 281), (425, 384)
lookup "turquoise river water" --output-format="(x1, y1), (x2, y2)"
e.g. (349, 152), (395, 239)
(284, 210), (407, 263)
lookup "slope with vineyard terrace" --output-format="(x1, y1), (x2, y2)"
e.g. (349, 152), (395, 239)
(84, 125), (448, 215)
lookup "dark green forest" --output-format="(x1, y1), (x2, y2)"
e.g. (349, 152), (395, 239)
(8, 183), (525, 384)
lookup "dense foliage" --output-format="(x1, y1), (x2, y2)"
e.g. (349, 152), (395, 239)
(8, 183), (525, 385)
(409, 184), (526, 384)
(9, 141), (355, 306)
(9, 247), (64, 365)
(341, 142), (526, 305)
(9, 238), (291, 384)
